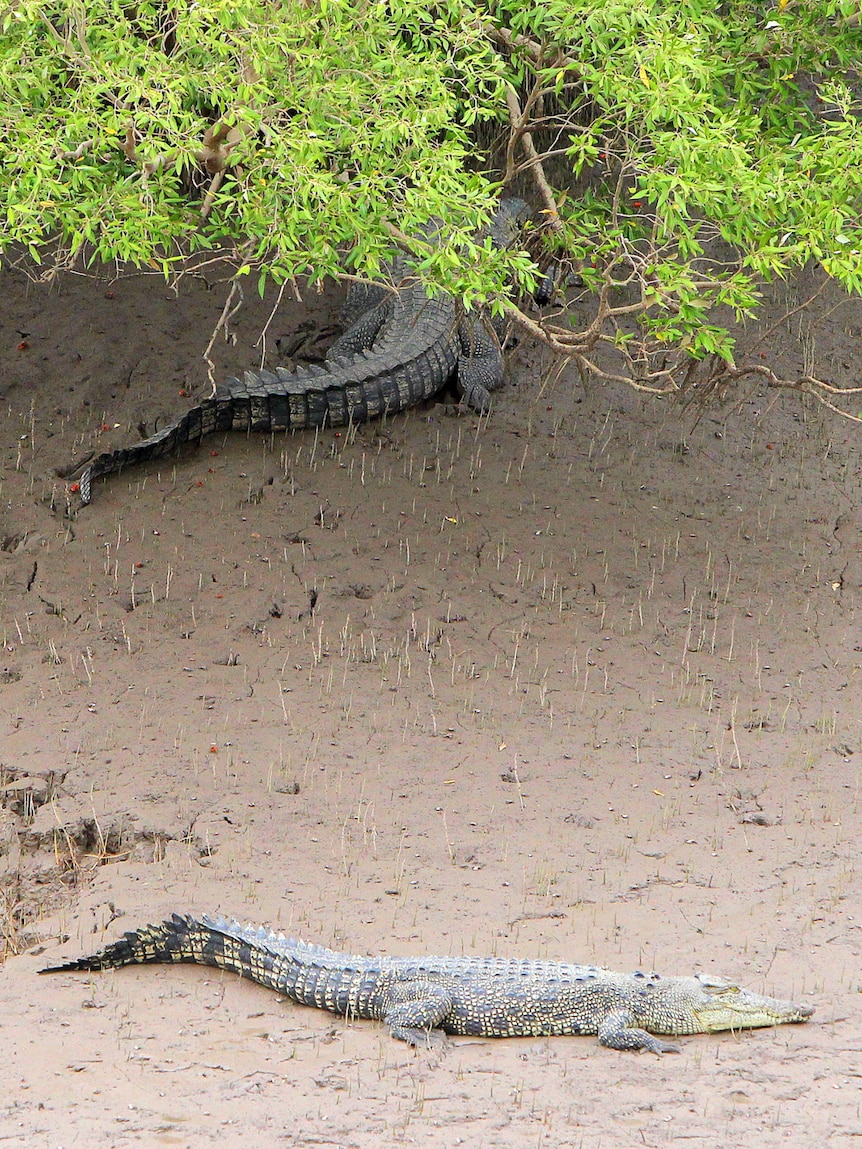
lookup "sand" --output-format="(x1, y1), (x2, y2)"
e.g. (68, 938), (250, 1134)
(0, 257), (859, 1147)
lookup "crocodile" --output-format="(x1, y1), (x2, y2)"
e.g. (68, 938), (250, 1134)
(75, 199), (530, 504)
(39, 913), (814, 1052)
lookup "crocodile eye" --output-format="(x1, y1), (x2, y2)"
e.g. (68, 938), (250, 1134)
(697, 972), (732, 993)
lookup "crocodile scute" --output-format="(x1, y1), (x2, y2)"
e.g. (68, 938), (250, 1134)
(39, 913), (814, 1053)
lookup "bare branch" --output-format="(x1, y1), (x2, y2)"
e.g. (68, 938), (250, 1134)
(505, 84), (562, 225)
(56, 139), (94, 161)
(200, 170), (225, 219)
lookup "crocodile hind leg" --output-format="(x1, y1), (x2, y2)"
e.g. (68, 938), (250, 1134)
(382, 982), (454, 1046)
(327, 283), (393, 359)
(455, 314), (505, 412)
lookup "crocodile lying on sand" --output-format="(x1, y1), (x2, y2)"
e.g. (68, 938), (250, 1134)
(40, 913), (813, 1052)
(74, 199), (529, 504)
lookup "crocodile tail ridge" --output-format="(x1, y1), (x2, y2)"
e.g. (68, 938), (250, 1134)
(38, 913), (197, 972)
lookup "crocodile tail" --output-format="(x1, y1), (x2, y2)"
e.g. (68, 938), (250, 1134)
(39, 913), (204, 972)
(78, 395), (231, 504)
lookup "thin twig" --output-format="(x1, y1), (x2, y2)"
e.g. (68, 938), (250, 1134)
(254, 280), (289, 369)
(202, 278), (246, 387)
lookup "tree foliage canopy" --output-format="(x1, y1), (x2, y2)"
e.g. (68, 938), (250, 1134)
(2, 0), (862, 405)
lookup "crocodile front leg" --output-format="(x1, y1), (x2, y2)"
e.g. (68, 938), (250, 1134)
(597, 1010), (681, 1054)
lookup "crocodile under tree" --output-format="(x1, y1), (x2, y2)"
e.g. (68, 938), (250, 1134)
(73, 199), (530, 504)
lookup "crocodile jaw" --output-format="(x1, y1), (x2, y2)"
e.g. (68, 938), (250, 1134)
(690, 973), (815, 1033)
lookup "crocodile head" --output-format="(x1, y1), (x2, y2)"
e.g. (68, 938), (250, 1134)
(686, 973), (815, 1033)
